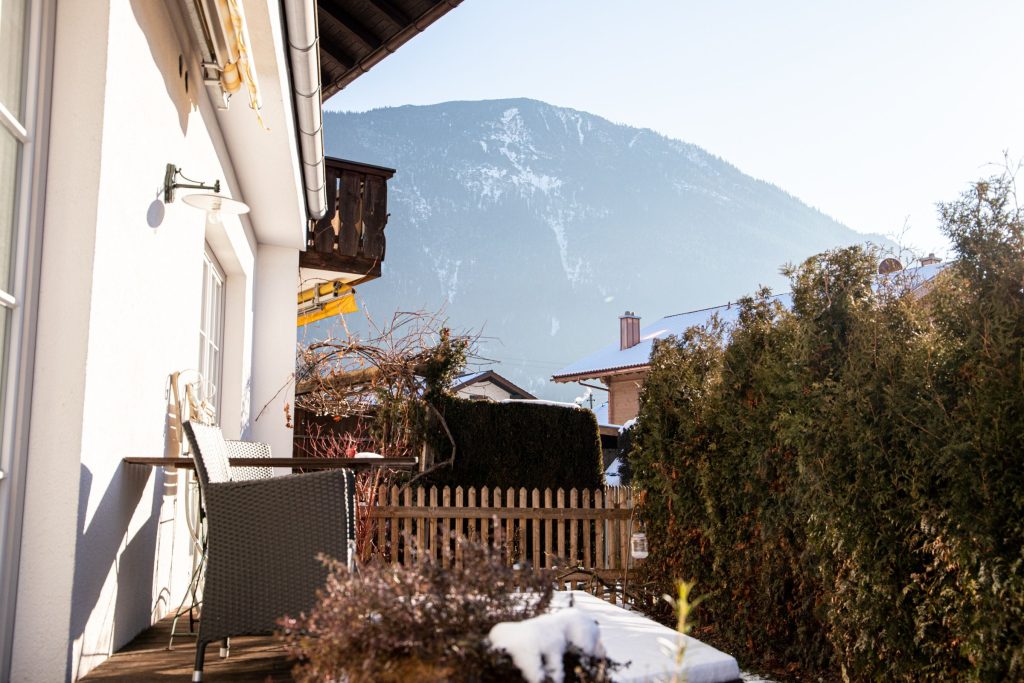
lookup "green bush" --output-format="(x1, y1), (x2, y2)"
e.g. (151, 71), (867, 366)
(425, 396), (603, 490)
(631, 172), (1024, 681)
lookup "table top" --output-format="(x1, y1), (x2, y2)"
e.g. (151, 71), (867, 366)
(123, 456), (418, 471)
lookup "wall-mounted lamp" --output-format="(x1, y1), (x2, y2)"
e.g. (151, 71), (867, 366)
(163, 163), (250, 215)
(163, 164), (220, 202)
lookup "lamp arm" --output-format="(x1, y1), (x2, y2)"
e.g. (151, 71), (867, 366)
(163, 163), (221, 202)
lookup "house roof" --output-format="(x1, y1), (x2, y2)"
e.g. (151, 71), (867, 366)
(452, 370), (538, 400)
(318, 0), (463, 101)
(551, 294), (793, 382)
(552, 261), (952, 382)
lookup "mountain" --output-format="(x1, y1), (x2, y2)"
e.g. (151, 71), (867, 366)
(321, 98), (884, 400)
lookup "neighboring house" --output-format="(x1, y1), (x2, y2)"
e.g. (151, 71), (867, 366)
(0, 1), (458, 680)
(452, 370), (537, 401)
(553, 259), (948, 427)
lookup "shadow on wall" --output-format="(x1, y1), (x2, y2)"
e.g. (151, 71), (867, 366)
(66, 463), (162, 679)
(129, 0), (196, 137)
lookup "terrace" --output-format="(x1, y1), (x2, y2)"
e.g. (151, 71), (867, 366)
(80, 594), (742, 683)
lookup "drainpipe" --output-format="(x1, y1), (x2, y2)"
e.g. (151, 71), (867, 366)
(282, 0), (327, 220)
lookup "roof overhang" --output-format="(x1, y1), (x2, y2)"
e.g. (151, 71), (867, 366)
(317, 0), (463, 102)
(210, 0), (309, 249)
(551, 365), (649, 384)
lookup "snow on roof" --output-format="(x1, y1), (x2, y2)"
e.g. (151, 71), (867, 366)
(500, 398), (584, 410)
(604, 457), (622, 486)
(552, 261), (952, 381)
(552, 293), (791, 380)
(590, 401), (613, 427)
(452, 371), (487, 387)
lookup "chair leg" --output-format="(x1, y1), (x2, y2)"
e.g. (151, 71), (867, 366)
(193, 640), (208, 682)
(219, 637), (230, 658)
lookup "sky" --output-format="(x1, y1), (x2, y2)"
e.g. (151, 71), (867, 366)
(325, 0), (1024, 259)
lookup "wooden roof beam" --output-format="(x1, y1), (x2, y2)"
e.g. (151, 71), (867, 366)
(319, 31), (356, 70)
(320, 0), (384, 51)
(364, 0), (412, 28)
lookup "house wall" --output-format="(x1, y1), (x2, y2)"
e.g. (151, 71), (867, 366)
(455, 382), (515, 402)
(250, 244), (300, 463)
(10, 2), (298, 680)
(607, 371), (647, 426)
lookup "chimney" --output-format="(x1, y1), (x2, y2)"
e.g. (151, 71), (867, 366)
(620, 311), (640, 350)
(919, 252), (941, 266)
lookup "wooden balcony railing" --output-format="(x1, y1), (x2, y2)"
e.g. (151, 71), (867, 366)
(300, 156), (396, 284)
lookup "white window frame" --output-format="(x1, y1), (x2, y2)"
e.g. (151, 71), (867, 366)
(0, 0), (57, 679)
(199, 245), (226, 422)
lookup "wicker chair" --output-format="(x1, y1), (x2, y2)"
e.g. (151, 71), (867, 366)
(183, 421), (354, 682)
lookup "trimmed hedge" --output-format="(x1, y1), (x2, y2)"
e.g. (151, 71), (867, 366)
(631, 173), (1024, 681)
(425, 396), (603, 490)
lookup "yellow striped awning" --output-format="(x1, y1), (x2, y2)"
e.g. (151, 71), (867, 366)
(297, 280), (357, 327)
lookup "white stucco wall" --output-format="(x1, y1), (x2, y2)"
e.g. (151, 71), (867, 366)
(455, 382), (515, 402)
(249, 244), (299, 460)
(11, 1), (302, 680)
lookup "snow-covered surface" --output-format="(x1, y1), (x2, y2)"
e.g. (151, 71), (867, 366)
(452, 370), (487, 387)
(592, 401), (615, 428)
(619, 417), (637, 432)
(489, 607), (605, 683)
(553, 261), (952, 381)
(552, 295), (791, 380)
(500, 399), (585, 410)
(604, 457), (623, 486)
(740, 673), (778, 683)
(548, 591), (741, 683)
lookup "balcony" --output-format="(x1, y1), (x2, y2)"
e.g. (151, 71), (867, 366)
(299, 157), (396, 286)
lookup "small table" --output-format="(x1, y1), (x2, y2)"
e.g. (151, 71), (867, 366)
(123, 456), (419, 471)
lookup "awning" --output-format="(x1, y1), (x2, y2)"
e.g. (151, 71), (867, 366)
(217, 0), (264, 127)
(297, 280), (358, 327)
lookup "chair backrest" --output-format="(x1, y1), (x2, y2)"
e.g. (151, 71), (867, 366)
(225, 440), (274, 481)
(183, 421), (232, 490)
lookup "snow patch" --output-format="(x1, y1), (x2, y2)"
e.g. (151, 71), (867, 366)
(422, 246), (462, 303)
(604, 457), (622, 487)
(488, 608), (604, 683)
(544, 214), (586, 286)
(463, 107), (562, 201)
(500, 399), (585, 410)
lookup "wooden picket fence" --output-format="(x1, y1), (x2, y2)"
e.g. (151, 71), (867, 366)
(366, 485), (642, 605)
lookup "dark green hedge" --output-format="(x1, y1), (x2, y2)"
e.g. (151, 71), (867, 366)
(424, 396), (602, 490)
(631, 173), (1024, 681)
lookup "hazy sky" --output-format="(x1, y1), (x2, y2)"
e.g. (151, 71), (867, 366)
(325, 0), (1024, 259)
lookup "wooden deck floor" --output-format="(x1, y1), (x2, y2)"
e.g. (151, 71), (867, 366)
(79, 612), (295, 682)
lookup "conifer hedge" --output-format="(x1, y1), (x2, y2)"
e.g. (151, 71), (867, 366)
(630, 173), (1024, 681)
(425, 396), (603, 490)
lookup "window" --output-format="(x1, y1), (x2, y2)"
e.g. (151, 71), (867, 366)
(1, 0), (52, 676)
(198, 246), (226, 421)
(0, 0), (29, 456)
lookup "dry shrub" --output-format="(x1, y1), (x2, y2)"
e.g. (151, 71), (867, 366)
(298, 421), (394, 563)
(280, 539), (550, 682)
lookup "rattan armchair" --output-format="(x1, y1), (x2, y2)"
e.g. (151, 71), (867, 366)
(183, 421), (354, 682)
